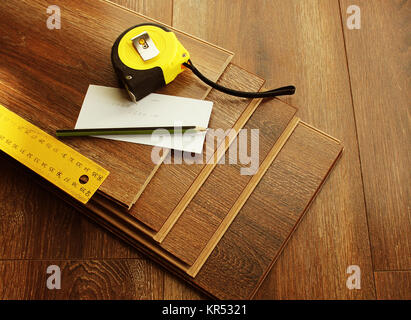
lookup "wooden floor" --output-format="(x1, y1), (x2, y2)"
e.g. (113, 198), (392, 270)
(0, 0), (409, 299)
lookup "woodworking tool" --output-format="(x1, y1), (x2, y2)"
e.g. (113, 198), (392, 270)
(0, 104), (109, 204)
(112, 23), (296, 102)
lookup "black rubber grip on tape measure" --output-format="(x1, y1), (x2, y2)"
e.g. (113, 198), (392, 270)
(111, 23), (169, 101)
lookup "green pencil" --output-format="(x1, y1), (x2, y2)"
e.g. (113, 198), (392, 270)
(56, 126), (207, 137)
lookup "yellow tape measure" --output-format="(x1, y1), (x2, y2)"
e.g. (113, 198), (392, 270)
(0, 104), (109, 204)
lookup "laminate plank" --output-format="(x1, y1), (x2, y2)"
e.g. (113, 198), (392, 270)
(76, 121), (342, 299)
(0, 0), (232, 208)
(0, 65), (267, 272)
(110, 0), (173, 24)
(30, 84), (343, 301)
(82, 100), (296, 273)
(0, 260), (163, 299)
(160, 98), (296, 265)
(340, 0), (411, 270)
(1, 145), (215, 274)
(188, 117), (300, 277)
(194, 123), (342, 299)
(129, 64), (264, 232)
(173, 0), (376, 299)
(374, 271), (411, 300)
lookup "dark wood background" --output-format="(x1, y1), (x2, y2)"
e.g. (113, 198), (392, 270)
(0, 0), (409, 299)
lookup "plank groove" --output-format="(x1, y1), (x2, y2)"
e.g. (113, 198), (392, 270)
(63, 122), (342, 299)
(173, 0), (376, 299)
(340, 0), (411, 270)
(160, 99), (296, 266)
(195, 123), (343, 299)
(188, 116), (300, 277)
(129, 64), (264, 232)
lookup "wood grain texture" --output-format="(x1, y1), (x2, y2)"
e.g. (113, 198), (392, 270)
(0, 0), (170, 299)
(79, 121), (342, 299)
(193, 123), (342, 299)
(153, 98), (264, 243)
(160, 98), (296, 265)
(374, 271), (411, 300)
(83, 96), (296, 275)
(59, 134), (342, 299)
(0, 0), (232, 208)
(188, 117), (300, 277)
(129, 64), (264, 232)
(340, 0), (411, 270)
(163, 272), (205, 300)
(0, 66), (287, 278)
(110, 0), (173, 24)
(9, 90), (343, 298)
(0, 156), (141, 259)
(0, 260), (163, 299)
(57, 118), (342, 299)
(0, 151), (167, 297)
(3, 0), (403, 299)
(173, 0), (376, 299)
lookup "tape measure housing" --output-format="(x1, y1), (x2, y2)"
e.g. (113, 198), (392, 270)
(112, 23), (190, 101)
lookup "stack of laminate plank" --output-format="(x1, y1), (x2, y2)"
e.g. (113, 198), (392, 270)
(0, 0), (343, 299)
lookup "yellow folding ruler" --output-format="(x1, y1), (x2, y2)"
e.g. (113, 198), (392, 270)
(0, 104), (109, 204)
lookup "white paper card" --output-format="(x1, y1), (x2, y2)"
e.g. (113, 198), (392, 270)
(75, 85), (213, 154)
